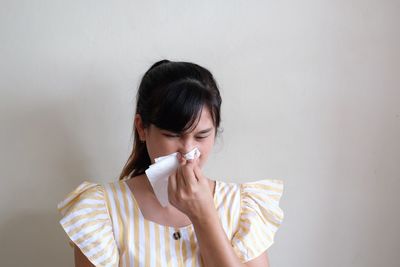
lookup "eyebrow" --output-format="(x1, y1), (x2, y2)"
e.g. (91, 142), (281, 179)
(196, 127), (213, 134)
(163, 127), (213, 135)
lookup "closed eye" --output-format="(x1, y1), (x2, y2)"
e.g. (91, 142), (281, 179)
(163, 134), (179, 138)
(163, 133), (208, 139)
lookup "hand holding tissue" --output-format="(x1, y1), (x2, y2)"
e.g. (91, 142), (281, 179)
(145, 147), (201, 207)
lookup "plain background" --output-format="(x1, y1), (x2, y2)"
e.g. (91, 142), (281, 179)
(1, 1), (399, 266)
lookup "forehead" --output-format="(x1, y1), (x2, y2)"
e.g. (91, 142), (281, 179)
(197, 107), (213, 125)
(151, 106), (215, 134)
(187, 106), (214, 131)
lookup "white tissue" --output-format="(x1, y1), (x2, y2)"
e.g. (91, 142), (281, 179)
(145, 147), (201, 207)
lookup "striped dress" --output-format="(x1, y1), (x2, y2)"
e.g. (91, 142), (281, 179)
(57, 177), (284, 267)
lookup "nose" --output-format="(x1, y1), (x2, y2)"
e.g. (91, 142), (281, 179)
(178, 139), (196, 156)
(179, 148), (194, 157)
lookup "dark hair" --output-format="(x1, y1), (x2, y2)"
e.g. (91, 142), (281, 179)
(118, 60), (223, 180)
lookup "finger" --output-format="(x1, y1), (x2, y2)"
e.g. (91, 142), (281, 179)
(175, 165), (182, 191)
(177, 152), (189, 187)
(177, 152), (186, 165)
(181, 158), (198, 185)
(192, 157), (202, 182)
(193, 163), (202, 182)
(177, 164), (187, 187)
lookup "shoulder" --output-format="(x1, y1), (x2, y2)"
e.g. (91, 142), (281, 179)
(57, 180), (119, 266)
(230, 178), (285, 263)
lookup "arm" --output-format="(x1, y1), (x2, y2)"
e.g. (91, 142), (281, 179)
(191, 210), (269, 267)
(172, 156), (274, 266)
(244, 251), (270, 267)
(74, 244), (95, 267)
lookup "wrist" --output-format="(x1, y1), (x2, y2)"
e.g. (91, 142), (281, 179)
(190, 209), (219, 226)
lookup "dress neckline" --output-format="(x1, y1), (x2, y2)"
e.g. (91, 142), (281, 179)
(121, 178), (219, 231)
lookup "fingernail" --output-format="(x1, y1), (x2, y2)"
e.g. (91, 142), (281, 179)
(177, 153), (181, 160)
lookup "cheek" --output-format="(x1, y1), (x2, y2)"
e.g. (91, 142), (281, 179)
(146, 141), (172, 163)
(197, 140), (214, 165)
(151, 138), (176, 154)
(202, 137), (214, 151)
(197, 153), (209, 169)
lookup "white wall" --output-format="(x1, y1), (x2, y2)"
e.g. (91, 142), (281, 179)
(0, 1), (399, 266)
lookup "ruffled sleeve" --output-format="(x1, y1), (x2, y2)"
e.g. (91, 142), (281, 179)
(57, 181), (119, 267)
(231, 179), (284, 263)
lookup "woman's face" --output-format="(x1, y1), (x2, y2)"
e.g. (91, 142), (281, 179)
(136, 106), (216, 169)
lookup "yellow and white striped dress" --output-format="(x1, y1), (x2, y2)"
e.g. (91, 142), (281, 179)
(57, 177), (284, 267)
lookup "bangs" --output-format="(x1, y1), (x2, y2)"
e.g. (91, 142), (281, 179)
(150, 78), (208, 134)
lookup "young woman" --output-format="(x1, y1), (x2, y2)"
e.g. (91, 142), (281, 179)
(57, 60), (284, 267)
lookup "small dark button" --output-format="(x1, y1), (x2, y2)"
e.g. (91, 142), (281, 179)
(173, 231), (181, 240)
